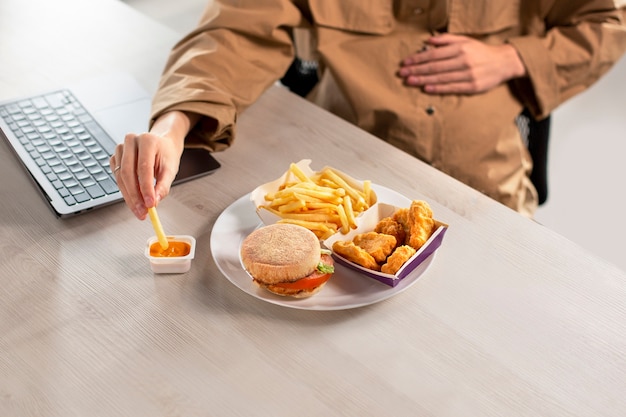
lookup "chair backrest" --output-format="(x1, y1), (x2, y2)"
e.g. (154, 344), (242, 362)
(280, 57), (319, 97)
(518, 108), (551, 205)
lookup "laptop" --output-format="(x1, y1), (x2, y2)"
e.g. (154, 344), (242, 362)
(0, 72), (220, 218)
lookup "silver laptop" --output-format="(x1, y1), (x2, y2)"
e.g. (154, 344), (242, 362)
(0, 72), (220, 218)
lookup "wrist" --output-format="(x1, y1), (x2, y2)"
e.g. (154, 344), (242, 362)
(150, 110), (197, 151)
(503, 44), (527, 80)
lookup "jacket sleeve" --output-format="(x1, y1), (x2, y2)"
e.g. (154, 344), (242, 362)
(150, 0), (305, 150)
(508, 0), (626, 119)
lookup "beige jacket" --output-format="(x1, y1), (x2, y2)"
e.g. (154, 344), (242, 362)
(152, 0), (626, 216)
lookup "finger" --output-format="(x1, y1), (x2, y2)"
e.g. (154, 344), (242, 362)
(401, 43), (461, 67)
(427, 33), (470, 46)
(109, 154), (117, 175)
(423, 81), (477, 95)
(110, 143), (123, 174)
(401, 55), (467, 78)
(404, 66), (471, 85)
(110, 142), (145, 220)
(119, 133), (148, 219)
(153, 159), (178, 206)
(134, 133), (159, 209)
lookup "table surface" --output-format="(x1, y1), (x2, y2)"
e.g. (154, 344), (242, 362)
(2, 1), (626, 416)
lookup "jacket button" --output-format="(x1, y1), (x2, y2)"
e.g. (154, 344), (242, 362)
(426, 106), (435, 115)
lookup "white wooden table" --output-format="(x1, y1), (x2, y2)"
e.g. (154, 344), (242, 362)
(2, 1), (626, 416)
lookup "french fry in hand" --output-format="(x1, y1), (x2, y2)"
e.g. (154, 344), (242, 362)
(147, 207), (169, 250)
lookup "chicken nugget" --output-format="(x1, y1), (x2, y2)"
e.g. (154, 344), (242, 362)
(352, 232), (396, 263)
(374, 217), (406, 249)
(407, 200), (435, 250)
(332, 240), (380, 271)
(381, 245), (417, 275)
(392, 208), (410, 235)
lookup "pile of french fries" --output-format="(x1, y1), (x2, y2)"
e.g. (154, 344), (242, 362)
(259, 163), (377, 239)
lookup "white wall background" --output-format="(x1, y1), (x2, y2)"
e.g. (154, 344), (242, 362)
(535, 55), (626, 272)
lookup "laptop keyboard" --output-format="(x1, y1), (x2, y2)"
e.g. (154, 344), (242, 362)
(0, 90), (119, 206)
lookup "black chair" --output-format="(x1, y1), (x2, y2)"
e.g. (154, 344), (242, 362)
(280, 57), (319, 97)
(518, 108), (551, 205)
(281, 58), (551, 205)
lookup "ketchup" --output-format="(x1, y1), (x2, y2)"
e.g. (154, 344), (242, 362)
(149, 240), (191, 257)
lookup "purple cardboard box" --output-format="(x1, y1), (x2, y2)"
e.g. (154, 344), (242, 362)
(323, 203), (447, 287)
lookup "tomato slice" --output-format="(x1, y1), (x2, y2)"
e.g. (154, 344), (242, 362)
(272, 272), (332, 291)
(273, 254), (334, 291)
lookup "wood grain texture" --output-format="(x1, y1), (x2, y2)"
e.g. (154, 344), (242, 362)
(2, 1), (626, 416)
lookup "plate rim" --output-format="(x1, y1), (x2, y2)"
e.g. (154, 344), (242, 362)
(210, 184), (436, 310)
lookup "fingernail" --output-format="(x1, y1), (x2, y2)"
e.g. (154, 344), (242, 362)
(135, 203), (145, 218)
(408, 76), (419, 85)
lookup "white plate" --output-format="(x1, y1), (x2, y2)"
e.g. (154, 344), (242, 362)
(210, 184), (435, 310)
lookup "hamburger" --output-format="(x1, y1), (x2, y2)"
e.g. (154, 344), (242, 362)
(240, 223), (335, 298)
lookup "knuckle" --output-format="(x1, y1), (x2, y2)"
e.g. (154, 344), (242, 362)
(124, 132), (137, 142)
(138, 159), (152, 171)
